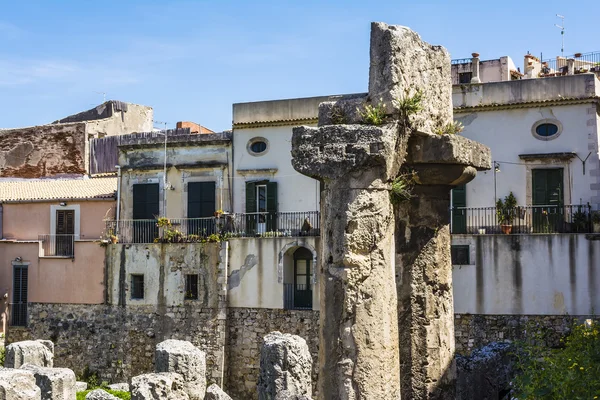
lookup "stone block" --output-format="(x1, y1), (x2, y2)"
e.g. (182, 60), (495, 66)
(5, 340), (53, 369)
(204, 383), (232, 400)
(0, 368), (42, 399)
(85, 389), (120, 400)
(75, 382), (88, 392)
(258, 332), (312, 400)
(131, 372), (189, 400)
(20, 364), (76, 400)
(368, 22), (452, 134)
(107, 383), (129, 391)
(155, 339), (206, 400)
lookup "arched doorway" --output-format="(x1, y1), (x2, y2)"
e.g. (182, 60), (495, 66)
(284, 247), (313, 309)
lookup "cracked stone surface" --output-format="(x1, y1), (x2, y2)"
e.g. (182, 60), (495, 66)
(5, 341), (54, 369)
(258, 332), (313, 400)
(0, 368), (42, 400)
(20, 364), (76, 400)
(131, 372), (189, 400)
(155, 340), (206, 400)
(292, 21), (491, 400)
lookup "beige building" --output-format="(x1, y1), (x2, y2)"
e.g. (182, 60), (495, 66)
(0, 178), (116, 333)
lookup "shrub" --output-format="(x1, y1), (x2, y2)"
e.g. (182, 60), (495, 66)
(390, 172), (416, 205)
(394, 89), (423, 121)
(435, 121), (464, 135)
(357, 99), (387, 125)
(512, 319), (600, 399)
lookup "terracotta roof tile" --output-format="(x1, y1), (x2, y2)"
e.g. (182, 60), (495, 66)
(0, 177), (117, 202)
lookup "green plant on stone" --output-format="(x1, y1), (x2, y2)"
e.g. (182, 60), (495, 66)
(435, 121), (464, 135)
(394, 89), (423, 121)
(357, 99), (387, 126)
(390, 171), (416, 205)
(512, 319), (600, 399)
(328, 105), (347, 125)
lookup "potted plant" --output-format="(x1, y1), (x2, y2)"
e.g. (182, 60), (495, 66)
(593, 211), (600, 233)
(214, 209), (223, 218)
(496, 192), (518, 234)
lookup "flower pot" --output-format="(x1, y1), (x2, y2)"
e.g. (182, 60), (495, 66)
(594, 222), (600, 233)
(500, 224), (513, 235)
(478, 228), (486, 235)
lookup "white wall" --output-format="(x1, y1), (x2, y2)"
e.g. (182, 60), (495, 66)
(233, 126), (320, 213)
(453, 234), (600, 315)
(227, 237), (319, 310)
(455, 103), (600, 208)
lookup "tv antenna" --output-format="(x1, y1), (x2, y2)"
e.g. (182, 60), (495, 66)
(555, 14), (565, 57)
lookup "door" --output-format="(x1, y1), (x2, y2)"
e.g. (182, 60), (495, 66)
(55, 210), (74, 256)
(132, 183), (160, 242)
(188, 182), (216, 235)
(532, 169), (564, 232)
(12, 265), (28, 326)
(293, 248), (312, 309)
(451, 185), (467, 234)
(245, 181), (278, 235)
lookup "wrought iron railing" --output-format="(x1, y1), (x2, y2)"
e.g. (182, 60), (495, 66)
(106, 211), (320, 244)
(10, 302), (27, 326)
(450, 204), (592, 234)
(451, 58), (473, 65)
(283, 283), (313, 310)
(39, 234), (75, 257)
(541, 51), (600, 75)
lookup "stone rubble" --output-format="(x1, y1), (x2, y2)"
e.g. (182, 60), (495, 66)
(107, 383), (129, 392)
(258, 332), (312, 400)
(20, 364), (76, 400)
(155, 339), (206, 400)
(85, 389), (121, 400)
(75, 382), (88, 392)
(5, 340), (54, 369)
(130, 372), (189, 400)
(0, 368), (42, 400)
(204, 383), (232, 400)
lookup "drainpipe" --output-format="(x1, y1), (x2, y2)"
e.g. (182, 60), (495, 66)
(0, 204), (3, 239)
(115, 166), (122, 235)
(470, 52), (481, 83)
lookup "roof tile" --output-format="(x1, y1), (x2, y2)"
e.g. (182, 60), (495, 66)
(0, 177), (117, 202)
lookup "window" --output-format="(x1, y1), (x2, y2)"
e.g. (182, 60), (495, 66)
(132, 183), (160, 243)
(185, 274), (199, 300)
(451, 245), (470, 265)
(458, 72), (472, 84)
(532, 120), (562, 141)
(247, 137), (269, 156)
(187, 182), (216, 235)
(12, 265), (28, 326)
(131, 274), (144, 299)
(245, 181), (278, 233)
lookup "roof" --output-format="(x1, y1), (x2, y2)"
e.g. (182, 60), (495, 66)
(0, 177), (117, 203)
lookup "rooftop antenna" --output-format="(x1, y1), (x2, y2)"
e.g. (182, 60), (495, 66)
(555, 14), (565, 57)
(93, 91), (106, 103)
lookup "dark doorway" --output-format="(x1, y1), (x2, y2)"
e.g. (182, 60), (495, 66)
(293, 247), (313, 309)
(532, 168), (564, 232)
(188, 182), (216, 235)
(132, 183), (160, 242)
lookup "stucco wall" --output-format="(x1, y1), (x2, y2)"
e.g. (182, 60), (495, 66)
(452, 234), (600, 315)
(85, 103), (154, 138)
(227, 237), (319, 310)
(0, 123), (86, 178)
(106, 243), (225, 308)
(233, 126), (320, 214)
(2, 201), (114, 240)
(455, 103), (600, 208)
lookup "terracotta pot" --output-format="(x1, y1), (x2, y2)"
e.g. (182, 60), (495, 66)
(500, 224), (513, 235)
(472, 52), (480, 58)
(575, 53), (582, 58)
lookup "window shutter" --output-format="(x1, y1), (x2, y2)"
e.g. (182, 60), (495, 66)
(266, 182), (278, 232)
(56, 211), (65, 234)
(532, 170), (548, 205)
(245, 182), (257, 233)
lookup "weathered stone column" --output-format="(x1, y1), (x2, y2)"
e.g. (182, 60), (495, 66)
(292, 123), (405, 399)
(397, 134), (491, 400)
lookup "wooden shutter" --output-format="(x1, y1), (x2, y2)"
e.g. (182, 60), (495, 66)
(245, 182), (257, 233)
(12, 266), (28, 326)
(266, 182), (278, 232)
(133, 184), (160, 219)
(451, 185), (467, 234)
(188, 182), (216, 218)
(56, 210), (75, 235)
(532, 169), (563, 206)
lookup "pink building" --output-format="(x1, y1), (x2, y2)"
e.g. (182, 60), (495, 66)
(0, 177), (116, 333)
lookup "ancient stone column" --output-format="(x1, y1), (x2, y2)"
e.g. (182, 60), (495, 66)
(155, 339), (206, 400)
(5, 340), (54, 369)
(20, 364), (76, 400)
(258, 331), (313, 400)
(0, 368), (42, 400)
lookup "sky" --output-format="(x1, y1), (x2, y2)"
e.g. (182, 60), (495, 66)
(0, 0), (598, 132)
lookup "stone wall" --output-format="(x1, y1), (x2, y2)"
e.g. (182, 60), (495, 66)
(454, 313), (599, 355)
(225, 308), (319, 400)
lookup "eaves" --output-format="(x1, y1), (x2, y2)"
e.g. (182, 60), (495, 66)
(453, 96), (600, 113)
(233, 117), (318, 129)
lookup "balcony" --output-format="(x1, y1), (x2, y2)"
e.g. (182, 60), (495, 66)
(450, 204), (593, 235)
(38, 234), (75, 258)
(106, 211), (320, 244)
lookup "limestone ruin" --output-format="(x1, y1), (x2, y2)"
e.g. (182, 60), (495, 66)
(155, 339), (207, 400)
(291, 22), (491, 399)
(5, 340), (54, 369)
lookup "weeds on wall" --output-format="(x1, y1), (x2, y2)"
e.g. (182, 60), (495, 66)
(511, 319), (600, 399)
(328, 105), (348, 125)
(394, 89), (423, 122)
(435, 121), (464, 135)
(357, 99), (387, 125)
(390, 171), (416, 205)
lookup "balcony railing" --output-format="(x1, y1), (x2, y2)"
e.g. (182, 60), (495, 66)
(450, 204), (592, 234)
(541, 51), (600, 76)
(283, 283), (313, 310)
(106, 211), (320, 244)
(39, 234), (75, 257)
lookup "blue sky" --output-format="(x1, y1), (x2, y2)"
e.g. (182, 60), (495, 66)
(0, 0), (598, 132)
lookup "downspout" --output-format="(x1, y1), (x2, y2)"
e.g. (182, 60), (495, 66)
(0, 203), (3, 239)
(115, 166), (122, 235)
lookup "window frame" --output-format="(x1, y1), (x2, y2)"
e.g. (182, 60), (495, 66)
(185, 274), (199, 300)
(131, 274), (145, 300)
(451, 245), (470, 265)
(531, 119), (563, 141)
(247, 137), (270, 156)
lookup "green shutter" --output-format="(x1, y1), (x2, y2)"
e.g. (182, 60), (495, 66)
(451, 185), (467, 234)
(246, 182), (257, 233)
(266, 182), (278, 231)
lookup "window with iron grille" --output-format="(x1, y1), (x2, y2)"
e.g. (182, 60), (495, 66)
(451, 245), (470, 265)
(458, 72), (472, 84)
(12, 265), (28, 326)
(185, 274), (199, 300)
(131, 274), (144, 299)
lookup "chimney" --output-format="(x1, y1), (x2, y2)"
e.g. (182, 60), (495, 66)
(567, 58), (575, 75)
(470, 52), (481, 83)
(175, 121), (215, 134)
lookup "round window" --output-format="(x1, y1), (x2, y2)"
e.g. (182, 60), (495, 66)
(251, 141), (267, 153)
(531, 119), (563, 141)
(247, 137), (269, 156)
(535, 123), (559, 137)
